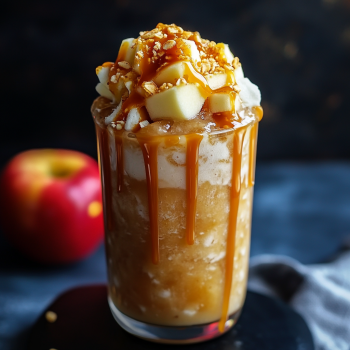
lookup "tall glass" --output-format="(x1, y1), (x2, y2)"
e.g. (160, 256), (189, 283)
(93, 114), (259, 344)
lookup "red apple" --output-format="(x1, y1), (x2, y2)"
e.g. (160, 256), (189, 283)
(0, 149), (104, 264)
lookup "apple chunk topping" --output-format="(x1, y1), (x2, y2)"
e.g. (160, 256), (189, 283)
(95, 83), (115, 103)
(93, 23), (262, 130)
(218, 43), (234, 65)
(209, 93), (234, 113)
(125, 107), (150, 132)
(145, 84), (205, 121)
(96, 65), (111, 85)
(125, 108), (142, 131)
(153, 62), (186, 87)
(109, 78), (127, 106)
(205, 73), (232, 90)
(118, 38), (136, 66)
(95, 63), (115, 102)
(179, 39), (201, 64)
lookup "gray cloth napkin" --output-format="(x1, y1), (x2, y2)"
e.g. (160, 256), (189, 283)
(248, 251), (350, 350)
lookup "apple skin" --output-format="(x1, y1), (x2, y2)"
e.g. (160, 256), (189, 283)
(0, 149), (104, 264)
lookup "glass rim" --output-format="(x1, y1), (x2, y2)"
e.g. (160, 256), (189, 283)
(116, 117), (259, 140)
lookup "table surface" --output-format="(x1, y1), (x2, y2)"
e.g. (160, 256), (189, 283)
(27, 286), (314, 350)
(1, 161), (350, 350)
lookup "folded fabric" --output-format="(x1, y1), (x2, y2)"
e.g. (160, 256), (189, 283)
(248, 251), (350, 350)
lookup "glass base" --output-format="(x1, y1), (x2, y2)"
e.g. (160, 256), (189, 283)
(108, 297), (241, 344)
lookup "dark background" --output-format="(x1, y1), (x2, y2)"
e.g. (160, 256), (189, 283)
(1, 0), (349, 167)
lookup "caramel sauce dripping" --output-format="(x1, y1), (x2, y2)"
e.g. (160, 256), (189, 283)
(182, 61), (211, 97)
(94, 25), (264, 332)
(185, 134), (203, 245)
(137, 136), (161, 265)
(252, 105), (264, 122)
(218, 128), (246, 333)
(248, 107), (262, 186)
(210, 88), (239, 129)
(119, 91), (145, 121)
(212, 111), (237, 129)
(102, 62), (114, 68)
(116, 42), (130, 62)
(115, 133), (124, 192)
(248, 122), (258, 187)
(95, 125), (113, 231)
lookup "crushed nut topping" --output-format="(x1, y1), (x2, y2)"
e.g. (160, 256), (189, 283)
(163, 40), (176, 50)
(232, 84), (241, 93)
(139, 120), (150, 128)
(193, 32), (201, 42)
(142, 81), (158, 96)
(158, 82), (174, 91)
(154, 32), (163, 39)
(110, 75), (118, 83)
(118, 61), (131, 69)
(154, 41), (161, 51)
(232, 57), (240, 69)
(176, 78), (188, 86)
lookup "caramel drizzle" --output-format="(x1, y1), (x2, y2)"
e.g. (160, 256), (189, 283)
(218, 128), (246, 333)
(95, 125), (113, 231)
(97, 122), (255, 332)
(248, 122), (258, 187)
(115, 134), (124, 192)
(185, 134), (203, 245)
(138, 137), (160, 265)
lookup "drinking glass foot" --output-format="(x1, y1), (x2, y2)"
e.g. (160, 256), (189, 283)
(108, 297), (241, 344)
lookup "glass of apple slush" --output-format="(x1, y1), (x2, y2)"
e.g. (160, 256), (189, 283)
(91, 23), (263, 344)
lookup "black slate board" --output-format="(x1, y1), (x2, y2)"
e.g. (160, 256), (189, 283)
(27, 285), (314, 350)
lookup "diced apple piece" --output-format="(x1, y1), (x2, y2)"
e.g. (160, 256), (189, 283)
(133, 43), (142, 75)
(96, 65), (110, 85)
(105, 101), (122, 125)
(182, 39), (201, 64)
(125, 81), (133, 93)
(125, 108), (141, 131)
(216, 43), (234, 65)
(139, 120), (149, 128)
(125, 107), (149, 132)
(145, 84), (205, 121)
(95, 83), (115, 102)
(223, 44), (234, 65)
(206, 73), (228, 90)
(109, 79), (127, 105)
(209, 93), (233, 113)
(118, 38), (136, 65)
(153, 62), (186, 86)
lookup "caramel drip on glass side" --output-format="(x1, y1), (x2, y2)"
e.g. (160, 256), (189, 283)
(138, 137), (160, 265)
(248, 122), (258, 187)
(115, 134), (124, 192)
(218, 128), (246, 333)
(185, 134), (203, 245)
(95, 125), (113, 231)
(252, 106), (264, 122)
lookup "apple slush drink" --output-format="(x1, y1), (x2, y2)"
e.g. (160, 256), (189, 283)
(91, 23), (263, 343)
